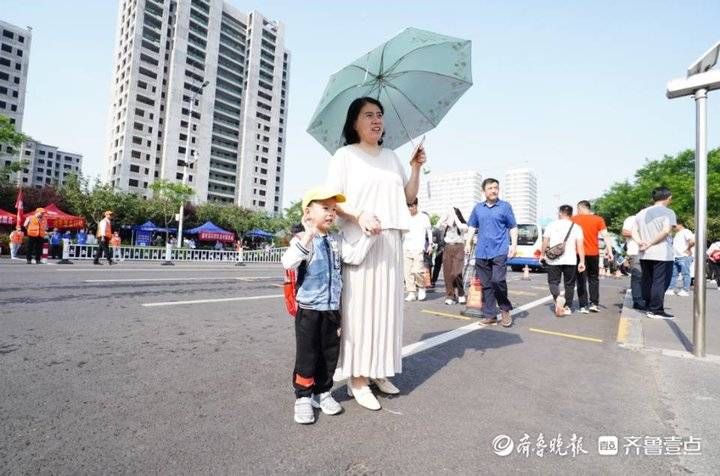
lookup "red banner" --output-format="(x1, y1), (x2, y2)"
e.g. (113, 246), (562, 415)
(199, 231), (235, 242)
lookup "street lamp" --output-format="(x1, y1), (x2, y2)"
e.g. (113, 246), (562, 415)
(666, 41), (720, 358)
(177, 80), (209, 248)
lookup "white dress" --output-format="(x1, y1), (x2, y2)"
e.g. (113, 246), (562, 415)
(327, 144), (411, 379)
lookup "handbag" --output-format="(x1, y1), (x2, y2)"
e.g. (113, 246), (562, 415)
(545, 223), (574, 261)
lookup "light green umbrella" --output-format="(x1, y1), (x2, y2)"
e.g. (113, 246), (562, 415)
(307, 27), (473, 155)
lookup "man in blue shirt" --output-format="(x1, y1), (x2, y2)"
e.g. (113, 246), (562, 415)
(465, 178), (518, 327)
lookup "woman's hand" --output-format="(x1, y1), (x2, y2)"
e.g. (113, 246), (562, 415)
(410, 145), (427, 169)
(358, 211), (382, 235)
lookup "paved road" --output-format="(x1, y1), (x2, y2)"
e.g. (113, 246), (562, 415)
(1, 260), (718, 474)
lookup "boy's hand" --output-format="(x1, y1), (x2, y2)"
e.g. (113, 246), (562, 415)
(301, 212), (319, 238)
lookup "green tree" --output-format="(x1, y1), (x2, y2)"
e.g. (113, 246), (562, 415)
(0, 114), (29, 184)
(149, 179), (194, 243)
(594, 148), (720, 242)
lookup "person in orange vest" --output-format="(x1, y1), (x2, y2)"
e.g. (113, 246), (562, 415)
(110, 231), (122, 261)
(94, 210), (114, 265)
(23, 208), (48, 264)
(9, 226), (24, 259)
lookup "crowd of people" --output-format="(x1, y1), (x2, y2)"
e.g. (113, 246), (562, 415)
(280, 96), (720, 425)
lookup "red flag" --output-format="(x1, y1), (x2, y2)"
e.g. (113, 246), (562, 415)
(15, 188), (23, 226)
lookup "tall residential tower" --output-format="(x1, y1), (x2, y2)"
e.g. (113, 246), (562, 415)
(503, 168), (538, 224)
(105, 0), (290, 214)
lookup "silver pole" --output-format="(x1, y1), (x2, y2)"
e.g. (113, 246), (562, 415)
(693, 88), (707, 358)
(177, 96), (195, 249)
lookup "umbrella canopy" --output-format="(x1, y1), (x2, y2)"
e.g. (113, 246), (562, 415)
(307, 27), (472, 154)
(0, 208), (16, 225)
(22, 203), (85, 230)
(244, 228), (274, 239)
(186, 221), (235, 242)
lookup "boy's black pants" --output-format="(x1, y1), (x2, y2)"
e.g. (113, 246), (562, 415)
(293, 308), (341, 398)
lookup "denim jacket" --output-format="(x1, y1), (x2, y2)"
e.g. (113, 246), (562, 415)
(281, 232), (375, 311)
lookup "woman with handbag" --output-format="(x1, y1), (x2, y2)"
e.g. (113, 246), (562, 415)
(541, 205), (586, 316)
(440, 207), (468, 305)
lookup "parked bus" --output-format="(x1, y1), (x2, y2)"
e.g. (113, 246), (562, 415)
(507, 223), (543, 272)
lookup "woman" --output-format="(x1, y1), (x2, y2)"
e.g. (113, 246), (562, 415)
(440, 207), (468, 305)
(327, 97), (426, 410)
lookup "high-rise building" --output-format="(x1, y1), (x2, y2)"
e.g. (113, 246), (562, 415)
(105, 0), (290, 214)
(0, 20), (83, 187)
(417, 170), (483, 221)
(503, 168), (538, 224)
(0, 20), (31, 131)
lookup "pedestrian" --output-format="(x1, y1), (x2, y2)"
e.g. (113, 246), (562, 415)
(325, 96), (426, 410)
(94, 210), (114, 265)
(440, 207), (468, 305)
(707, 240), (720, 290)
(9, 227), (24, 259)
(572, 200), (614, 313)
(666, 221), (695, 297)
(632, 187), (677, 319)
(214, 240), (223, 251)
(50, 228), (62, 259)
(76, 228), (87, 245)
(110, 231), (122, 261)
(281, 186), (376, 424)
(541, 205), (586, 316)
(622, 213), (645, 309)
(403, 198), (432, 302)
(23, 208), (47, 264)
(465, 178), (518, 327)
(430, 225), (446, 288)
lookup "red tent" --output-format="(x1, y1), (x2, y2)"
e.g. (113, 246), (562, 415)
(22, 203), (86, 230)
(0, 208), (16, 225)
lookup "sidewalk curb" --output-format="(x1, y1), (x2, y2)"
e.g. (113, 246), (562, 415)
(616, 290), (644, 349)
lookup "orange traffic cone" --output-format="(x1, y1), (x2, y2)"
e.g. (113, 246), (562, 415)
(522, 265), (531, 280)
(461, 276), (484, 318)
(41, 242), (49, 264)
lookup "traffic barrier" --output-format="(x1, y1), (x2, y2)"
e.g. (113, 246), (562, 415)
(460, 276), (484, 318)
(58, 238), (73, 265)
(41, 242), (49, 264)
(65, 244), (287, 263)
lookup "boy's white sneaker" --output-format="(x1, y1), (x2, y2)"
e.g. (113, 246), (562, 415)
(665, 289), (676, 296)
(405, 292), (417, 302)
(294, 397), (315, 424)
(458, 296), (467, 304)
(417, 288), (426, 301)
(311, 392), (343, 415)
(677, 290), (690, 297)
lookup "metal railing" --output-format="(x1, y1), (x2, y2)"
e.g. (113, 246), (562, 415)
(66, 244), (286, 263)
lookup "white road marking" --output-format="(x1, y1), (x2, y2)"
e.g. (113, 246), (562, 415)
(401, 295), (553, 358)
(85, 276), (277, 283)
(56, 266), (279, 272)
(143, 294), (283, 307)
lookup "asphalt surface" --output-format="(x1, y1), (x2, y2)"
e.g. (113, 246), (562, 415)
(1, 259), (718, 474)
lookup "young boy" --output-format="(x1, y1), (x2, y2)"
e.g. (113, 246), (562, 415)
(281, 186), (376, 424)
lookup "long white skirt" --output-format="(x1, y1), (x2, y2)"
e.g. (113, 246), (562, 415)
(334, 229), (404, 380)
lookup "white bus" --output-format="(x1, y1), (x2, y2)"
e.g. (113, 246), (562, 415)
(507, 223), (543, 272)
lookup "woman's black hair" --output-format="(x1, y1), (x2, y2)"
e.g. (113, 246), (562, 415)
(453, 207), (466, 225)
(342, 97), (385, 146)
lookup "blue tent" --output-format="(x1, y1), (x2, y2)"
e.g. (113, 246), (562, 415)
(244, 228), (274, 239)
(133, 220), (177, 233)
(186, 221), (235, 242)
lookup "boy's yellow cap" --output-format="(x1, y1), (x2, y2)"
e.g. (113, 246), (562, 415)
(302, 187), (346, 209)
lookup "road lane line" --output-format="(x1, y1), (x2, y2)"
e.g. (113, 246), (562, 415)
(143, 294), (283, 307)
(85, 276), (277, 283)
(402, 295), (553, 357)
(420, 309), (472, 321)
(509, 290), (537, 296)
(57, 266), (280, 272)
(529, 327), (603, 343)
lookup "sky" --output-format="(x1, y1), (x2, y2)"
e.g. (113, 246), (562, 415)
(2, 0), (719, 220)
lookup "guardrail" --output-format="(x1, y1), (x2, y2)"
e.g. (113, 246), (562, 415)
(66, 244), (286, 263)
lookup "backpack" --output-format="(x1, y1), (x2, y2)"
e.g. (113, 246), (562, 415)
(283, 262), (306, 317)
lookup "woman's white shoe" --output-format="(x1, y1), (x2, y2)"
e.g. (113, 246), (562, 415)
(371, 378), (400, 395)
(347, 384), (381, 410)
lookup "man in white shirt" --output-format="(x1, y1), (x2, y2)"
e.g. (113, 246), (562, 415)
(667, 221), (695, 297)
(542, 205), (586, 316)
(632, 187), (677, 319)
(622, 213), (644, 309)
(403, 198), (432, 301)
